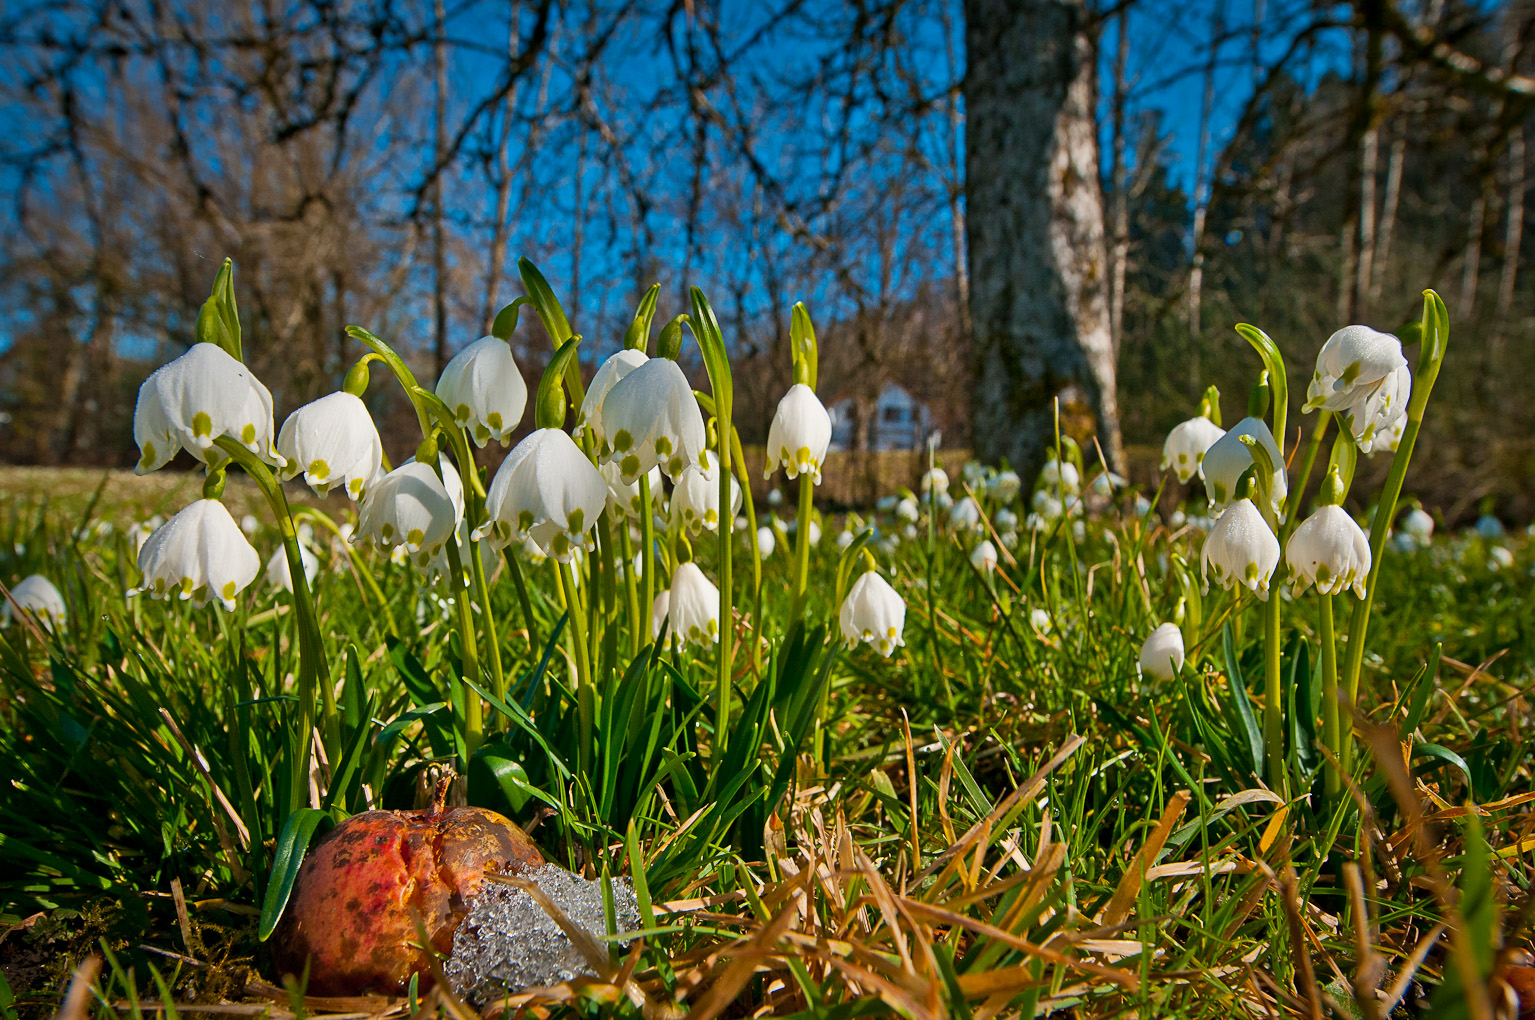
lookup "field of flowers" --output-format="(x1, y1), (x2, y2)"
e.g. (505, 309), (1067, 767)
(2, 263), (1533, 1019)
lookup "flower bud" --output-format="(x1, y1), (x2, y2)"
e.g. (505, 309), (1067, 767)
(1138, 623), (1185, 680)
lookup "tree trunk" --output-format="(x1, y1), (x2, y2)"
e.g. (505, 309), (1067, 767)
(482, 2), (523, 334)
(1186, 3), (1222, 393)
(1459, 186), (1486, 318)
(1108, 7), (1129, 359)
(964, 0), (1124, 480)
(1368, 134), (1404, 306)
(1355, 126), (1379, 318)
(1498, 125), (1524, 319)
(432, 0), (449, 377)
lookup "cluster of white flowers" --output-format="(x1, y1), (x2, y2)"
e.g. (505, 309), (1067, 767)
(1304, 325), (1410, 454)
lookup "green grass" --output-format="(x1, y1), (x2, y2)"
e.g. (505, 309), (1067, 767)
(1, 458), (1530, 1020)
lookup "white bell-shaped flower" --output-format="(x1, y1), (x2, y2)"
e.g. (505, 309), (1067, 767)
(995, 508), (1019, 532)
(895, 497), (920, 522)
(1287, 504), (1371, 598)
(764, 384), (833, 484)
(1201, 498), (1281, 599)
(671, 461), (744, 534)
(987, 469), (1022, 502)
(839, 570), (906, 657)
(1201, 417), (1287, 514)
(356, 457), (464, 568)
(756, 526), (776, 559)
(277, 392), (383, 499)
(962, 460), (989, 487)
(970, 540), (998, 574)
(1030, 607), (1053, 634)
(4, 575), (66, 629)
(1039, 459), (1080, 494)
(1341, 364), (1410, 453)
(264, 543), (320, 594)
(477, 428), (606, 561)
(1138, 623), (1185, 680)
(1160, 416), (1226, 483)
(999, 530), (1019, 551)
(950, 496), (982, 531)
(836, 528), (856, 550)
(598, 358), (708, 482)
(919, 467), (949, 495)
(1305, 325), (1408, 413)
(435, 335), (528, 447)
(1364, 413), (1406, 457)
(579, 349), (649, 448)
(134, 344), (280, 473)
(130, 499), (261, 609)
(1399, 507), (1434, 547)
(600, 460), (662, 520)
(650, 590), (670, 640)
(663, 561), (720, 647)
(786, 517), (822, 546)
(1031, 489), (1065, 521)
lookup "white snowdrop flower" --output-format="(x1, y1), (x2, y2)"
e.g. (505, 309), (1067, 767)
(1030, 607), (1052, 634)
(934, 489), (954, 511)
(1031, 490), (1065, 521)
(1364, 413), (1406, 456)
(478, 428), (605, 561)
(734, 515), (749, 532)
(1072, 520), (1087, 543)
(240, 514), (260, 537)
(578, 349), (649, 445)
(665, 561), (721, 647)
(805, 519), (822, 546)
(919, 467), (949, 495)
(950, 496), (982, 531)
(764, 384), (833, 484)
(1138, 623), (1185, 681)
(839, 571), (906, 657)
(599, 358), (707, 482)
(264, 543), (320, 594)
(670, 461), (743, 534)
(1201, 498), (1281, 599)
(650, 590), (669, 640)
(1305, 325), (1408, 413)
(970, 540), (998, 574)
(1040, 459), (1080, 494)
(756, 526), (776, 559)
(134, 343), (280, 473)
(4, 575), (66, 629)
(600, 461), (662, 520)
(277, 392), (384, 499)
(1090, 471), (1127, 499)
(895, 497), (920, 523)
(999, 530), (1019, 551)
(1476, 514), (1506, 540)
(962, 460), (988, 488)
(995, 507), (1019, 532)
(1133, 495), (1152, 516)
(1169, 509), (1188, 528)
(1488, 546), (1514, 571)
(902, 524), (919, 541)
(130, 499), (261, 609)
(836, 529), (856, 550)
(988, 469), (1022, 502)
(1341, 364), (1411, 453)
(1025, 512), (1048, 532)
(767, 487), (785, 508)
(356, 458), (464, 568)
(1399, 508), (1434, 547)
(1201, 417), (1287, 514)
(1160, 416), (1226, 483)
(1287, 505), (1371, 598)
(435, 335), (528, 447)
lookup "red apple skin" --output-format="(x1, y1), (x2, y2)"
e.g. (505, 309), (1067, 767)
(272, 806), (544, 996)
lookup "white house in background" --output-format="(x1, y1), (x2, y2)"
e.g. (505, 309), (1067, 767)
(827, 382), (933, 452)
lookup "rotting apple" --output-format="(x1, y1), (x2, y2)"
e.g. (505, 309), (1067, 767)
(272, 805), (544, 996)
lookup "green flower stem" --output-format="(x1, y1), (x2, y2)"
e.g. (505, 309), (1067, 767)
(502, 548), (539, 654)
(443, 536), (484, 759)
(597, 513), (619, 649)
(789, 473), (814, 623)
(213, 438), (332, 811)
(290, 507), (397, 639)
(1338, 291), (1448, 781)
(1282, 411), (1332, 546)
(619, 522), (642, 656)
(345, 327), (431, 436)
(730, 427), (765, 676)
(1262, 582), (1284, 792)
(557, 558), (594, 778)
(714, 436), (735, 757)
(467, 538), (505, 704)
(639, 472), (657, 646)
(1319, 592), (1341, 797)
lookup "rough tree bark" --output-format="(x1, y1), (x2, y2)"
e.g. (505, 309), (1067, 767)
(964, 0), (1124, 480)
